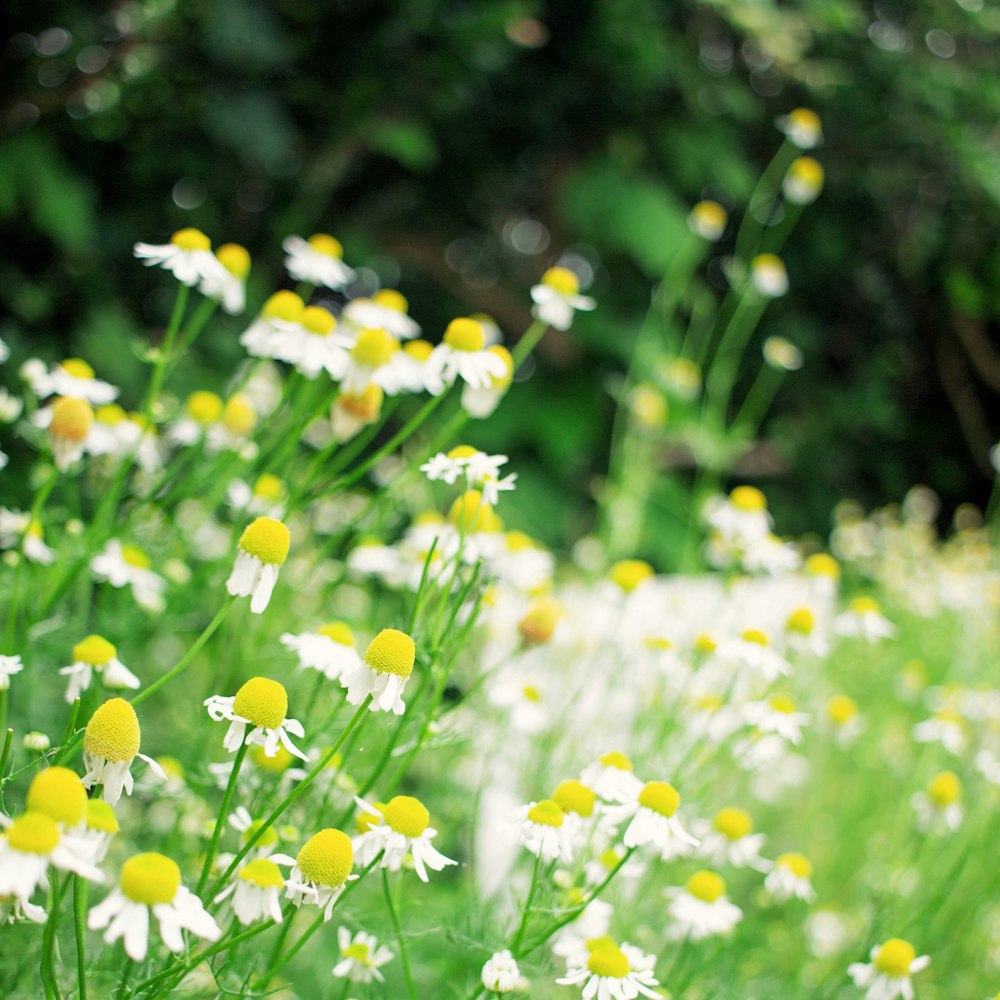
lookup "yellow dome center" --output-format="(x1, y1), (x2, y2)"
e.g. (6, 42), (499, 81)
(927, 771), (961, 807)
(60, 358), (95, 379)
(352, 328), (399, 368)
(741, 628), (769, 646)
(319, 622), (356, 646)
(776, 852), (813, 879)
(73, 634), (117, 666)
(121, 852), (181, 905)
(85, 697), (141, 762)
(296, 828), (354, 886)
(786, 608), (815, 635)
(373, 288), (408, 312)
(7, 811), (61, 855)
(638, 780), (680, 817)
(238, 517), (291, 565)
(382, 795), (430, 837)
(171, 228), (211, 252)
(95, 403), (127, 426)
(541, 266), (580, 296)
(788, 107), (821, 133)
(443, 318), (485, 353)
(687, 870), (726, 903)
(608, 559), (654, 592)
(363, 628), (415, 678)
(86, 799), (120, 834)
(239, 858), (285, 888)
(599, 751), (633, 771)
(488, 345), (514, 389)
(850, 596), (881, 616)
(121, 544), (151, 569)
(730, 485), (767, 512)
(302, 305), (337, 336)
(691, 200), (727, 234)
(518, 596), (563, 645)
(403, 339), (433, 362)
(262, 290), (305, 324)
(789, 157), (824, 187)
(805, 553), (840, 579)
(340, 384), (384, 421)
(242, 818), (279, 848)
(874, 939), (916, 978)
(586, 945), (629, 978)
(50, 396), (94, 442)
(233, 677), (289, 729)
(714, 807), (752, 840)
(827, 695), (858, 725)
(551, 780), (596, 818)
(356, 802), (387, 834)
(253, 474), (286, 501)
(447, 444), (479, 460)
(307, 233), (343, 258)
(27, 767), (88, 827)
(216, 243), (251, 278)
(527, 799), (565, 828)
(223, 394), (257, 435)
(186, 390), (223, 425)
(251, 743), (294, 773)
(768, 694), (797, 714)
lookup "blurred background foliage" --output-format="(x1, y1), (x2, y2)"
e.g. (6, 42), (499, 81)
(2, 0), (1000, 552)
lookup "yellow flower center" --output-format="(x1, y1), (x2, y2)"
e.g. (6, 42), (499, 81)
(233, 677), (289, 729)
(586, 935), (617, 953)
(526, 799), (565, 828)
(638, 780), (680, 817)
(714, 807), (752, 841)
(251, 743), (294, 773)
(447, 444), (479, 460)
(223, 394), (257, 435)
(170, 228), (211, 251)
(85, 697), (141, 762)
(382, 795), (430, 837)
(518, 596), (563, 645)
(7, 811), (61, 855)
(850, 596), (881, 616)
(691, 200), (727, 235)
(598, 848), (620, 871)
(238, 517), (291, 566)
(27, 767), (88, 827)
(631, 383), (668, 427)
(730, 485), (766, 512)
(262, 290), (305, 324)
(363, 628), (415, 678)
(121, 544), (151, 569)
(768, 694), (797, 714)
(608, 559), (654, 593)
(242, 818), (278, 848)
(487, 345), (514, 389)
(541, 266), (580, 296)
(874, 939), (916, 978)
(788, 157), (824, 188)
(352, 327), (399, 368)
(551, 780), (596, 818)
(827, 695), (857, 725)
(448, 490), (500, 533)
(599, 751), (633, 771)
(403, 339), (433, 362)
(586, 945), (630, 978)
(296, 828), (354, 886)
(927, 771), (961, 807)
(239, 858), (285, 888)
(694, 633), (718, 653)
(340, 384), (384, 421)
(356, 802), (387, 834)
(158, 756), (185, 782)
(373, 288), (408, 312)
(302, 305), (337, 337)
(752, 253), (785, 277)
(50, 396), (94, 442)
(86, 799), (120, 834)
(687, 870), (726, 903)
(121, 852), (181, 905)
(343, 941), (372, 963)
(319, 622), (356, 647)
(741, 628), (769, 646)
(777, 852), (813, 879)
(805, 553), (840, 579)
(250, 474), (284, 502)
(307, 233), (343, 258)
(186, 390), (223, 425)
(786, 608), (815, 635)
(61, 358), (95, 379)
(216, 243), (251, 277)
(95, 403), (127, 426)
(443, 317), (485, 353)
(522, 684), (542, 703)
(788, 107), (821, 134)
(73, 634), (116, 667)
(505, 531), (535, 552)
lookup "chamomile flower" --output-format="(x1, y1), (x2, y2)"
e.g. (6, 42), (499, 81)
(688, 200), (728, 241)
(341, 627), (416, 715)
(352, 795), (457, 882)
(227, 473), (288, 519)
(88, 852), (221, 961)
(530, 267), (595, 331)
(200, 242), (251, 314)
(207, 393), (259, 454)
(421, 446), (517, 505)
(428, 318), (509, 390)
(778, 107), (822, 149)
(82, 697), (167, 805)
(742, 694), (810, 744)
(29, 358), (119, 404)
(765, 852), (816, 902)
(340, 327), (403, 395)
(481, 950), (529, 993)
(556, 941), (660, 1000)
(580, 752), (644, 803)
(48, 395), (94, 470)
(835, 597), (895, 643)
(783, 157), (825, 205)
(23, 521), (55, 564)
(604, 780), (698, 859)
(213, 858), (287, 925)
(227, 806), (282, 856)
(826, 695), (864, 745)
(342, 289), (420, 340)
(60, 634), (140, 703)
(462, 345), (514, 418)
(697, 807), (768, 870)
(272, 827), (355, 920)
(0, 811), (104, 908)
(275, 305), (350, 379)
(389, 338), (445, 394)
(26, 766), (88, 828)
(848, 938), (930, 1000)
(333, 927), (394, 983)
(707, 485), (773, 546)
(516, 799), (576, 863)
(204, 676), (308, 761)
(134, 227), (228, 286)
(912, 711), (966, 755)
(90, 540), (166, 612)
(167, 390), (224, 445)
(0, 654), (24, 690)
(283, 234), (357, 289)
(750, 254), (789, 297)
(80, 799), (120, 862)
(227, 516), (291, 613)
(784, 605), (828, 656)
(240, 291), (306, 360)
(667, 870), (743, 940)
(331, 384), (385, 442)
(281, 622), (362, 681)
(912, 771), (963, 833)
(764, 335), (805, 372)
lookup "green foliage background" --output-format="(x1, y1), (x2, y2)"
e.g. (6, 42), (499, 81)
(3, 0), (1000, 548)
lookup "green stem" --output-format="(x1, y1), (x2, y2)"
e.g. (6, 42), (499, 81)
(511, 318), (548, 369)
(382, 869), (417, 1000)
(511, 851), (542, 955)
(41, 876), (63, 999)
(73, 875), (88, 1000)
(197, 741), (249, 895)
(731, 362), (785, 437)
(114, 959), (133, 1000)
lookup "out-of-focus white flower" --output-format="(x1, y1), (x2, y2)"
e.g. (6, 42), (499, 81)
(342, 289), (420, 341)
(283, 234), (356, 290)
(133, 228), (228, 288)
(751, 254), (789, 297)
(848, 938), (930, 1000)
(333, 926), (394, 983)
(481, 949), (528, 993)
(778, 108), (822, 149)
(530, 266), (595, 331)
(688, 200), (728, 241)
(90, 540), (166, 612)
(428, 318), (509, 391)
(765, 852), (816, 902)
(666, 871), (742, 940)
(200, 243), (251, 314)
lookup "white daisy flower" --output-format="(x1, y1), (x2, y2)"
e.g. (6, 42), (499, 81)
(239, 291), (306, 360)
(912, 712), (966, 755)
(666, 871), (743, 940)
(333, 926), (394, 983)
(206, 393), (260, 455)
(783, 156), (824, 205)
(461, 345), (514, 419)
(0, 653), (24, 691)
(167, 390), (223, 446)
(481, 949), (528, 993)
(386, 338), (445, 394)
(530, 266), (595, 331)
(580, 752), (644, 803)
(88, 852), (221, 961)
(427, 317), (508, 391)
(82, 697), (167, 805)
(742, 694), (810, 744)
(28, 358), (118, 405)
(706, 485), (773, 546)
(339, 327), (405, 395)
(283, 234), (356, 290)
(213, 858), (287, 925)
(226, 516), (291, 614)
(79, 799), (120, 863)
(133, 227), (228, 287)
(341, 289), (420, 341)
(60, 634), (140, 703)
(688, 200), (728, 241)
(351, 795), (457, 883)
(834, 597), (895, 643)
(848, 938), (930, 1000)
(44, 395), (94, 471)
(778, 107), (822, 149)
(226, 473), (288, 520)
(556, 941), (660, 999)
(280, 621), (362, 681)
(340, 628), (416, 716)
(199, 242), (251, 315)
(273, 304), (351, 379)
(912, 772), (963, 833)
(515, 800), (577, 863)
(271, 827), (356, 921)
(204, 676), (308, 761)
(697, 808), (768, 870)
(421, 446), (517, 505)
(765, 852), (816, 902)
(750, 253), (789, 297)
(23, 521), (56, 565)
(90, 539), (166, 612)
(602, 780), (698, 860)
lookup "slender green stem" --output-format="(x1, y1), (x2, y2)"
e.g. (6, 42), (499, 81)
(0, 695), (8, 753)
(511, 318), (548, 369)
(41, 876), (63, 999)
(731, 362), (785, 437)
(51, 699), (81, 766)
(511, 851), (542, 955)
(73, 875), (88, 1000)
(197, 741), (249, 895)
(382, 869), (417, 1000)
(114, 959), (134, 1000)
(261, 905), (297, 980)
(0, 726), (13, 784)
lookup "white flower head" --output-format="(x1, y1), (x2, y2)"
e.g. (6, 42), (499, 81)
(283, 233), (357, 290)
(783, 157), (824, 205)
(45, 395), (95, 471)
(204, 676), (308, 761)
(240, 290), (306, 361)
(273, 305), (351, 380)
(334, 926), (394, 983)
(778, 107), (822, 149)
(556, 940), (660, 999)
(515, 800), (577, 864)
(280, 621), (362, 681)
(28, 358), (118, 405)
(834, 597), (895, 644)
(199, 242), (251, 314)
(428, 318), (509, 390)
(60, 634), (140, 704)
(912, 771), (963, 834)
(765, 852), (816, 903)
(848, 938), (930, 1000)
(750, 254), (789, 297)
(133, 228), (228, 287)
(580, 752), (645, 803)
(339, 327), (405, 396)
(667, 871), (743, 941)
(213, 858), (287, 925)
(530, 266), (595, 331)
(82, 697), (167, 805)
(461, 345), (514, 419)
(742, 694), (810, 744)
(226, 517), (291, 614)
(0, 653), (24, 692)
(697, 807), (768, 870)
(90, 540), (166, 612)
(421, 445), (517, 506)
(342, 289), (420, 340)
(688, 200), (728, 241)
(271, 827), (356, 921)
(481, 949), (528, 993)
(341, 628), (416, 715)
(602, 780), (699, 860)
